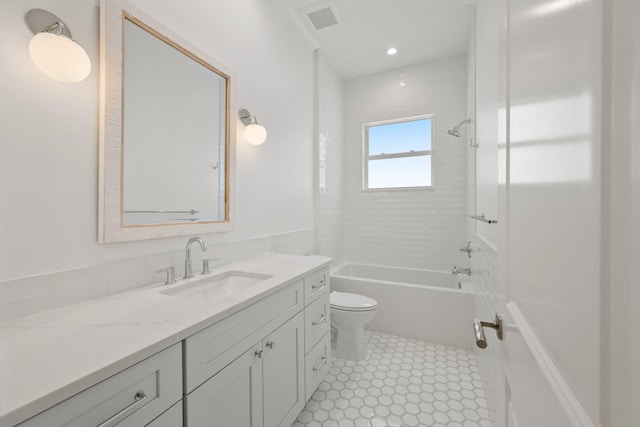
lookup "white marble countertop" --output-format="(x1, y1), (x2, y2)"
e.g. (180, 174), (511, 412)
(0, 253), (331, 427)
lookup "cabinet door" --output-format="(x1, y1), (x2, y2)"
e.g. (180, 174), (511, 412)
(262, 312), (305, 427)
(146, 401), (183, 426)
(185, 344), (263, 427)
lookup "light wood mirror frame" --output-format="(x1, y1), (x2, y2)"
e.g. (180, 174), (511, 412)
(99, 0), (236, 242)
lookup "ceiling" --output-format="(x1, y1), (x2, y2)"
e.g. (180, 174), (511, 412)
(286, 0), (473, 80)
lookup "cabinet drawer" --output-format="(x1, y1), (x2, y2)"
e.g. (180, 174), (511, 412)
(304, 292), (330, 354)
(18, 343), (182, 427)
(146, 401), (183, 427)
(303, 268), (329, 305)
(304, 331), (330, 400)
(184, 281), (303, 392)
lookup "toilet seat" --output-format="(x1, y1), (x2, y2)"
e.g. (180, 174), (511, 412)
(330, 291), (378, 312)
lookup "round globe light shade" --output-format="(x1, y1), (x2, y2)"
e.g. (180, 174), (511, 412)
(29, 32), (91, 83)
(245, 123), (267, 145)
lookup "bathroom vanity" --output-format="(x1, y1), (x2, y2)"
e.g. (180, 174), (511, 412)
(0, 253), (330, 427)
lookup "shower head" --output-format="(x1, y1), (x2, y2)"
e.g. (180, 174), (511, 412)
(447, 128), (462, 137)
(446, 118), (472, 138)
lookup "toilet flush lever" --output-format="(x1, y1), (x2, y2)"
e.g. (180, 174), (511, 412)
(474, 314), (503, 349)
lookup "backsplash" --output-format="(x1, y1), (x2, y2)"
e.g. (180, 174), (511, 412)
(0, 229), (314, 323)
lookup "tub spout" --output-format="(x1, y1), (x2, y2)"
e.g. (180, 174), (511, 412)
(452, 266), (471, 276)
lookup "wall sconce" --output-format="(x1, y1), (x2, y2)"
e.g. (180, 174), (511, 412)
(25, 9), (91, 83)
(238, 109), (267, 146)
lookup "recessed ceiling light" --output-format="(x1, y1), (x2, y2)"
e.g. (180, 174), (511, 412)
(387, 47), (397, 56)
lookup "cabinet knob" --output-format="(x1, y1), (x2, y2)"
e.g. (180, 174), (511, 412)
(266, 341), (275, 350)
(254, 349), (263, 358)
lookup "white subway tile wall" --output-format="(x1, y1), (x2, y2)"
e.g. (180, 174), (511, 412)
(343, 56), (470, 272)
(469, 235), (500, 425)
(0, 229), (315, 323)
(316, 54), (345, 266)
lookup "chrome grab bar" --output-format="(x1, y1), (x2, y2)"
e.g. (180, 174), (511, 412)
(96, 390), (147, 427)
(311, 279), (327, 290)
(473, 314), (503, 349)
(470, 213), (497, 224)
(312, 313), (327, 326)
(313, 356), (327, 372)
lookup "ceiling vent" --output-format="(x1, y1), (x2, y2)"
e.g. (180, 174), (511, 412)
(307, 6), (338, 30)
(289, 0), (343, 31)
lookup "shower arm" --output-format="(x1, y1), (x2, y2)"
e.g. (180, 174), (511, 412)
(447, 118), (478, 148)
(453, 118), (472, 130)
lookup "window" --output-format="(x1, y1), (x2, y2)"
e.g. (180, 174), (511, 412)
(364, 115), (433, 190)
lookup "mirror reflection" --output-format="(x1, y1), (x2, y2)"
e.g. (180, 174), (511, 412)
(121, 16), (229, 226)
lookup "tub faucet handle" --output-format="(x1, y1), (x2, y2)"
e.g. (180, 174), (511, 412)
(459, 242), (475, 258)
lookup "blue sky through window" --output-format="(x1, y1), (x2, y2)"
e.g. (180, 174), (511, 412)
(368, 118), (432, 155)
(366, 117), (433, 189)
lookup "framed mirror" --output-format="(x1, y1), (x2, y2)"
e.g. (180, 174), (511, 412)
(99, 0), (236, 242)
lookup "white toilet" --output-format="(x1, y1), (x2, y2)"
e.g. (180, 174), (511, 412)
(330, 291), (378, 361)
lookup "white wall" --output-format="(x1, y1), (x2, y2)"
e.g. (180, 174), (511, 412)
(343, 56), (469, 272)
(0, 0), (316, 282)
(315, 52), (344, 264)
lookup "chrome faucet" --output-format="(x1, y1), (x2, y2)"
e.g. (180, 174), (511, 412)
(452, 266), (471, 276)
(184, 237), (207, 279)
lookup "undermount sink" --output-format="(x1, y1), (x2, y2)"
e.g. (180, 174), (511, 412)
(161, 271), (272, 301)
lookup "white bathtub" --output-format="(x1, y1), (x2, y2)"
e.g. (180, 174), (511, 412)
(331, 263), (475, 350)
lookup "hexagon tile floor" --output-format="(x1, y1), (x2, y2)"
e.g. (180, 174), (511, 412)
(292, 330), (491, 427)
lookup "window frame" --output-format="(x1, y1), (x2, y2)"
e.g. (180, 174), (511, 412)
(362, 114), (435, 192)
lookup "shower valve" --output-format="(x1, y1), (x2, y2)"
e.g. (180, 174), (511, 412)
(459, 242), (474, 258)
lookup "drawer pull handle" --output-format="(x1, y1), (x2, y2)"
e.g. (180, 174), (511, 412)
(255, 349), (264, 358)
(96, 390), (147, 427)
(266, 341), (275, 350)
(312, 314), (327, 326)
(313, 356), (327, 372)
(311, 279), (326, 290)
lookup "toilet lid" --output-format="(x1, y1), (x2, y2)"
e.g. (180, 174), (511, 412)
(330, 291), (378, 311)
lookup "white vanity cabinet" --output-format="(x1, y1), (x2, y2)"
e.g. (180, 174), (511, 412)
(2, 257), (332, 427)
(185, 312), (305, 427)
(184, 279), (309, 427)
(17, 343), (182, 427)
(302, 268), (331, 401)
(262, 312), (305, 427)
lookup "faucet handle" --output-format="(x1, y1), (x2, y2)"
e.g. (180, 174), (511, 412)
(202, 258), (219, 275)
(155, 267), (176, 285)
